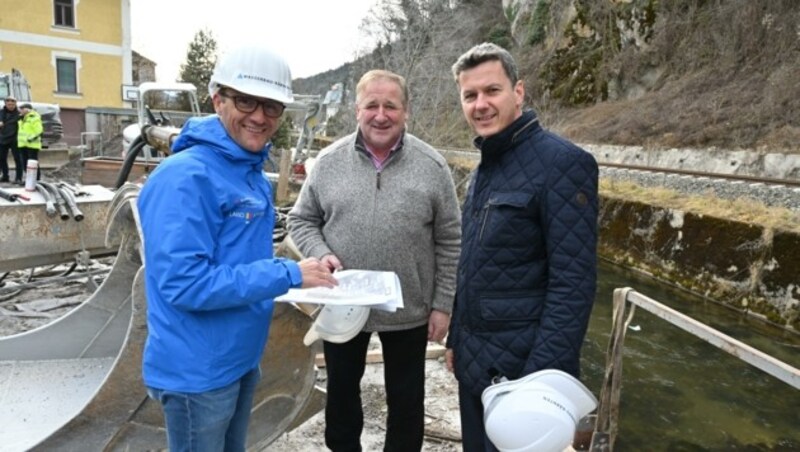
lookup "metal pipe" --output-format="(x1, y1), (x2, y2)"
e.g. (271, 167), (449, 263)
(620, 287), (800, 390)
(141, 124), (180, 155)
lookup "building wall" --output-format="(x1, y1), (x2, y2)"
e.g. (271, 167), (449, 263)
(132, 51), (156, 85)
(0, 0), (131, 111)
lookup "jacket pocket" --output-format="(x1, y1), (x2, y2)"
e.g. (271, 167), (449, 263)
(478, 191), (535, 248)
(477, 290), (545, 331)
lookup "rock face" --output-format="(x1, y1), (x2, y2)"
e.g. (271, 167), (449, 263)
(502, 0), (661, 105)
(598, 197), (799, 329)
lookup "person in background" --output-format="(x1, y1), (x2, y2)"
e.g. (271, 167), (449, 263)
(16, 102), (42, 183)
(445, 42), (599, 451)
(288, 69), (461, 451)
(136, 44), (337, 451)
(0, 96), (21, 184)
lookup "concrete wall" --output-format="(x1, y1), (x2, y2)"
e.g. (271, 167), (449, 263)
(583, 144), (800, 181)
(598, 195), (799, 329)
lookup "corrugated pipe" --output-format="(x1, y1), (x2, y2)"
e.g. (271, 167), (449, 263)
(58, 185), (84, 221)
(34, 182), (57, 217)
(38, 181), (69, 220)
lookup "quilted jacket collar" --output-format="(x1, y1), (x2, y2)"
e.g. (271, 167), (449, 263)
(473, 109), (540, 161)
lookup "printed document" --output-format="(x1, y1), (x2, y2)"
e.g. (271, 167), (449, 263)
(275, 270), (404, 312)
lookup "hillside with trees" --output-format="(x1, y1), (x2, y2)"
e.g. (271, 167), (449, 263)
(293, 0), (799, 153)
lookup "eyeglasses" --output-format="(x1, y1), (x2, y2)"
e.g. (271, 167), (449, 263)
(219, 89), (285, 118)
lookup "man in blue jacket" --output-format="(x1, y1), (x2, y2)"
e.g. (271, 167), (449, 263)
(445, 42), (599, 451)
(137, 45), (337, 451)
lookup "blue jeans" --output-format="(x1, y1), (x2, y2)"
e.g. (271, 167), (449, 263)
(147, 367), (261, 452)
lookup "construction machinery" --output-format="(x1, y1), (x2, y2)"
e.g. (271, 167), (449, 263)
(0, 181), (323, 451)
(0, 83), (330, 450)
(81, 83), (325, 188)
(0, 68), (64, 148)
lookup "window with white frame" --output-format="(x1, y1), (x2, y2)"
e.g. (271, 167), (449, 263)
(56, 58), (78, 93)
(54, 0), (75, 28)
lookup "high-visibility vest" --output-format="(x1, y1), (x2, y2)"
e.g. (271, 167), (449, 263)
(18, 110), (43, 150)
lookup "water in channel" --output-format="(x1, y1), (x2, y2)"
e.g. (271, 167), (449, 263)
(583, 261), (800, 451)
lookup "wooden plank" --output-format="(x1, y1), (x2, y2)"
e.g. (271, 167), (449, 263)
(80, 157), (160, 187)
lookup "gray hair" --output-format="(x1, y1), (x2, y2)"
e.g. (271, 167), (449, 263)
(451, 42), (519, 85)
(356, 69), (409, 109)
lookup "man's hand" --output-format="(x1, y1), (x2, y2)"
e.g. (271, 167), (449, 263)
(427, 309), (450, 343)
(445, 349), (454, 373)
(320, 253), (343, 272)
(298, 257), (338, 289)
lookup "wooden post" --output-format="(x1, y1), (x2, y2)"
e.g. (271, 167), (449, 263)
(276, 148), (291, 204)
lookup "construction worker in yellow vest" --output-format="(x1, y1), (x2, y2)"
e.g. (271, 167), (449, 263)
(17, 103), (43, 183)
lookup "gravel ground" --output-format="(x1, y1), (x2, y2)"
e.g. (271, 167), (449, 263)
(270, 351), (464, 451)
(601, 167), (800, 212)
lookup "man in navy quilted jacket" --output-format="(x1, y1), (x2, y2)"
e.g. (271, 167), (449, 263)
(445, 42), (599, 451)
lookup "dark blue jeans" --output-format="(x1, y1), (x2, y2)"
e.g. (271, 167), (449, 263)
(323, 325), (428, 452)
(147, 367), (260, 452)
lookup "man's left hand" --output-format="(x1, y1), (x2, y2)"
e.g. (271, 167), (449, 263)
(427, 309), (450, 343)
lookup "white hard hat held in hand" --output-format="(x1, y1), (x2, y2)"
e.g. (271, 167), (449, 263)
(208, 45), (294, 104)
(481, 369), (598, 452)
(303, 304), (370, 346)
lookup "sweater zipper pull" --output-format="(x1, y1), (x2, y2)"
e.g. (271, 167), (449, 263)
(376, 171), (381, 190)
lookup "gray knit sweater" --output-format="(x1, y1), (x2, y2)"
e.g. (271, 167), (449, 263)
(287, 131), (461, 332)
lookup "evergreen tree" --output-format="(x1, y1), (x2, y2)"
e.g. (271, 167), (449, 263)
(179, 29), (217, 113)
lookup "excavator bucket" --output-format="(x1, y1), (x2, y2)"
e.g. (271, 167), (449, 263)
(0, 185), (323, 450)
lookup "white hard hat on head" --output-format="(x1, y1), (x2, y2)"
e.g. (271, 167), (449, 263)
(209, 45), (294, 104)
(303, 304), (370, 346)
(481, 369), (598, 452)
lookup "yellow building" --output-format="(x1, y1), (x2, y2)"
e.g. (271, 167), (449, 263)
(0, 0), (132, 145)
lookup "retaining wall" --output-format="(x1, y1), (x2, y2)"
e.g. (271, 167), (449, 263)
(598, 195), (799, 329)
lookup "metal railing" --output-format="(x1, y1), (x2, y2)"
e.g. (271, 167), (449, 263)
(592, 287), (800, 451)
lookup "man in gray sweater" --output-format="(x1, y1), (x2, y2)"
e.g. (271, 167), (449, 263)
(288, 69), (461, 451)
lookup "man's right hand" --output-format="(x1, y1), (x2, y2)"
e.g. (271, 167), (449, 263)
(320, 253), (343, 272)
(445, 349), (454, 373)
(298, 257), (338, 289)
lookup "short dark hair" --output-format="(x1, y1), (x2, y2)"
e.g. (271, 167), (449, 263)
(451, 42), (519, 86)
(18, 103), (32, 109)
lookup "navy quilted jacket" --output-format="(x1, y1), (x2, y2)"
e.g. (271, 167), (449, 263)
(447, 110), (598, 396)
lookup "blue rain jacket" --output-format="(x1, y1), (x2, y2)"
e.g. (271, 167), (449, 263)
(137, 115), (302, 392)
